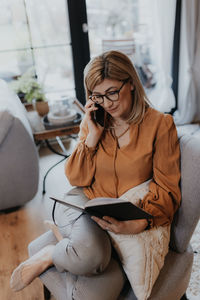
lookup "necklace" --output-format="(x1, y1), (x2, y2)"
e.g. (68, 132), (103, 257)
(113, 125), (130, 139)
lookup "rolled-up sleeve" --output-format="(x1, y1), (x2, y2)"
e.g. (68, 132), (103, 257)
(65, 117), (97, 187)
(141, 114), (181, 227)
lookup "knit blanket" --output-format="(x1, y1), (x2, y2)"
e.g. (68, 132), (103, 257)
(108, 180), (170, 300)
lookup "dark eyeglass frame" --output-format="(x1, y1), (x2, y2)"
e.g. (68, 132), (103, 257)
(89, 78), (129, 104)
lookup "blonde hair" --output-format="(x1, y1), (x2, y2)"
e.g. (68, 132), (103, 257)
(84, 50), (150, 124)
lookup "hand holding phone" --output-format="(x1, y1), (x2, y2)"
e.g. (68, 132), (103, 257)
(84, 101), (105, 148)
(93, 103), (105, 127)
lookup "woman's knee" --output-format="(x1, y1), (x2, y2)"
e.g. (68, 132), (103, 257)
(72, 233), (111, 275)
(53, 217), (112, 275)
(71, 215), (111, 269)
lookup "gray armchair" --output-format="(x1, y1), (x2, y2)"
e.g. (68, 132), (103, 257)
(28, 127), (200, 300)
(0, 79), (39, 210)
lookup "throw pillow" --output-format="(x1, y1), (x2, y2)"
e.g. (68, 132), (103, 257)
(108, 180), (170, 300)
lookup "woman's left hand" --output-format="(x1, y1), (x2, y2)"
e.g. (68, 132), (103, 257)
(91, 216), (148, 234)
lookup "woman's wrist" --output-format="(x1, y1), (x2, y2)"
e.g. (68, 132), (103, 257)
(136, 219), (148, 233)
(85, 133), (100, 148)
(120, 219), (149, 234)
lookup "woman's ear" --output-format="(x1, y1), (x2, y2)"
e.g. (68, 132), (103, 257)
(129, 80), (134, 91)
(130, 83), (135, 91)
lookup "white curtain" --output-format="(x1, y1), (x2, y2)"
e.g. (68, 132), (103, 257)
(147, 0), (176, 112)
(174, 0), (200, 124)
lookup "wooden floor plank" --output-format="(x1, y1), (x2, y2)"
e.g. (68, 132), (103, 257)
(0, 203), (46, 300)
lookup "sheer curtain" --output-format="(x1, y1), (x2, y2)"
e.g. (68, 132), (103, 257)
(174, 0), (200, 124)
(147, 0), (176, 112)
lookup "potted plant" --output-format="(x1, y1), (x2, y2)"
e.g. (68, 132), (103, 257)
(10, 68), (49, 116)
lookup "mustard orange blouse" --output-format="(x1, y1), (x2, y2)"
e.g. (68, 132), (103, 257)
(65, 107), (181, 227)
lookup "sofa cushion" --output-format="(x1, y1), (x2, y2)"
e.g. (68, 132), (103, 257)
(170, 134), (200, 252)
(176, 124), (200, 138)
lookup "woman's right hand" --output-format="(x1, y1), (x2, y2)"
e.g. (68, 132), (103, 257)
(84, 99), (104, 148)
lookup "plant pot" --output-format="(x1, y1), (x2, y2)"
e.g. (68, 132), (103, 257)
(35, 101), (49, 117)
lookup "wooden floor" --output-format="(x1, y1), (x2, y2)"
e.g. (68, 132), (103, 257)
(0, 205), (46, 300)
(0, 140), (73, 300)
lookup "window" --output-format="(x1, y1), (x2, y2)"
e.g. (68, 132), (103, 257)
(0, 0), (179, 111)
(86, 0), (156, 93)
(0, 0), (75, 99)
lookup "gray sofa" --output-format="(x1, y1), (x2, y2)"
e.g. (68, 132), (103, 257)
(28, 123), (200, 300)
(0, 79), (39, 210)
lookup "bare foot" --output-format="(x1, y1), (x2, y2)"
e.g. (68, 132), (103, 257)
(10, 244), (55, 292)
(44, 220), (63, 241)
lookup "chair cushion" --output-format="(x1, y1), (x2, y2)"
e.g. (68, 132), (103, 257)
(40, 258), (125, 300)
(170, 134), (200, 252)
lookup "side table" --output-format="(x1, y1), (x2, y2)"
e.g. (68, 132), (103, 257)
(25, 99), (84, 142)
(25, 99), (85, 194)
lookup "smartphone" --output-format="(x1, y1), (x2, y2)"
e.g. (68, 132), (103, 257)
(93, 103), (105, 127)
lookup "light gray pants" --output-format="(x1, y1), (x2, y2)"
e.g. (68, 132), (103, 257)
(28, 188), (125, 300)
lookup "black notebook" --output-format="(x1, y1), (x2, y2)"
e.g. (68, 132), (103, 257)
(49, 196), (153, 221)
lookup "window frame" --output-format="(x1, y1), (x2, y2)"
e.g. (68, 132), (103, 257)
(170, 0), (182, 115)
(67, 0), (90, 105)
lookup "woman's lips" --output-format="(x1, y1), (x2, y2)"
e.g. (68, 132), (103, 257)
(106, 106), (118, 113)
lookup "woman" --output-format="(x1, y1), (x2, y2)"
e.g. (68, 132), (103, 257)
(10, 51), (181, 299)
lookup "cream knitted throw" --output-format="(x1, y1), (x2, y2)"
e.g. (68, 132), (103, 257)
(108, 180), (170, 300)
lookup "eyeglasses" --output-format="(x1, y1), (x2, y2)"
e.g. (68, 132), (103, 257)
(89, 79), (129, 105)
